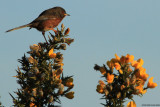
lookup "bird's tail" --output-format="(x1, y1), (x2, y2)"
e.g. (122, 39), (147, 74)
(6, 24), (32, 32)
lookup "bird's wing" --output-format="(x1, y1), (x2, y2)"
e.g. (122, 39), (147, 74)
(31, 16), (57, 23)
(38, 8), (56, 17)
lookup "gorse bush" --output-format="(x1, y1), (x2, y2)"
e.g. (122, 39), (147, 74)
(94, 54), (157, 107)
(10, 24), (74, 107)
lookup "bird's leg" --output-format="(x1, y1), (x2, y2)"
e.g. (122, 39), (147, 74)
(42, 32), (48, 43)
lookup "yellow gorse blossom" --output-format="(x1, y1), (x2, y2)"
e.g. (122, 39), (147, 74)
(48, 48), (56, 58)
(135, 67), (149, 80)
(126, 54), (134, 63)
(96, 80), (106, 94)
(94, 54), (157, 107)
(107, 73), (114, 84)
(114, 62), (121, 70)
(131, 58), (144, 69)
(147, 77), (158, 88)
(115, 53), (120, 60)
(119, 69), (123, 74)
(99, 80), (105, 88)
(30, 103), (37, 107)
(135, 85), (146, 94)
(127, 101), (136, 107)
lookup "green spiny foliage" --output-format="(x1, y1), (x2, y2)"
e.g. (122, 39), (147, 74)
(11, 24), (74, 107)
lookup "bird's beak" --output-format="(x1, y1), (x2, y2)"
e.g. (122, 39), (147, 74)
(64, 13), (70, 16)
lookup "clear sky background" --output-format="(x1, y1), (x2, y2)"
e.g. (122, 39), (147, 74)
(1, 0), (160, 106)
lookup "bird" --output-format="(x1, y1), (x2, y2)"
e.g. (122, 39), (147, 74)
(6, 6), (70, 43)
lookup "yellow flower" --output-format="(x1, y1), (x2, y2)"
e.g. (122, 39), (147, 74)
(99, 67), (106, 75)
(147, 77), (158, 88)
(135, 67), (149, 80)
(127, 101), (136, 107)
(114, 62), (121, 70)
(58, 84), (64, 94)
(30, 103), (37, 107)
(142, 89), (147, 94)
(99, 80), (105, 88)
(137, 58), (144, 66)
(48, 48), (56, 58)
(107, 73), (114, 84)
(115, 54), (120, 60)
(126, 54), (134, 63)
(65, 91), (74, 99)
(116, 92), (121, 98)
(119, 69), (123, 74)
(139, 67), (149, 80)
(65, 78), (74, 87)
(135, 85), (146, 94)
(131, 58), (144, 69)
(96, 85), (104, 93)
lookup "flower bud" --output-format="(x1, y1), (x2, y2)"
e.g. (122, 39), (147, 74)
(56, 68), (63, 76)
(99, 67), (106, 75)
(60, 44), (66, 50)
(104, 89), (109, 96)
(65, 78), (74, 87)
(28, 56), (34, 64)
(48, 95), (54, 103)
(109, 85), (113, 91)
(58, 84), (64, 94)
(30, 44), (39, 52)
(65, 91), (74, 99)
(27, 56), (38, 65)
(32, 88), (37, 96)
(61, 23), (64, 29)
(131, 75), (136, 84)
(64, 38), (74, 45)
(117, 92), (121, 98)
(30, 97), (35, 102)
(121, 85), (125, 90)
(126, 78), (130, 87)
(64, 28), (70, 35)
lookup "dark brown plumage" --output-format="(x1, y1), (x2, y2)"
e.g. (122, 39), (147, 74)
(6, 7), (70, 42)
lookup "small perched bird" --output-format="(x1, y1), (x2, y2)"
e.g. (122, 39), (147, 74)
(6, 7), (70, 42)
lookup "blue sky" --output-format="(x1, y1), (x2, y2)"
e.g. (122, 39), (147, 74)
(1, 0), (160, 106)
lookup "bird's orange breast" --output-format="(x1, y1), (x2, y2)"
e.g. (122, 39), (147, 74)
(36, 18), (63, 32)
